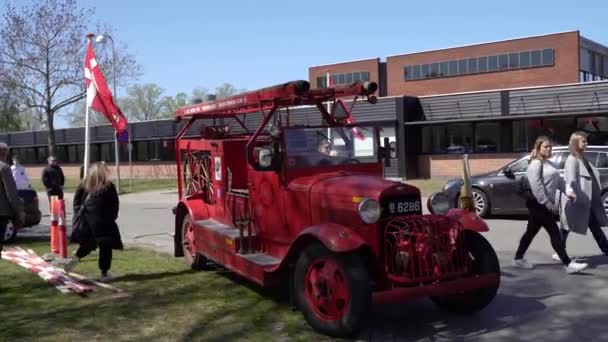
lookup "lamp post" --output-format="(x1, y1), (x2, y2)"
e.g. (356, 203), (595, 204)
(95, 33), (128, 193)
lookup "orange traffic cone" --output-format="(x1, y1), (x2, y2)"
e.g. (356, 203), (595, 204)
(57, 199), (67, 258)
(50, 196), (59, 255)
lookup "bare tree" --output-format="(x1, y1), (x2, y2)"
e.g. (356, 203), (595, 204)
(122, 83), (166, 121)
(161, 92), (188, 118)
(62, 99), (108, 127)
(215, 83), (246, 99)
(0, 92), (24, 133)
(190, 87), (209, 102)
(0, 0), (140, 156)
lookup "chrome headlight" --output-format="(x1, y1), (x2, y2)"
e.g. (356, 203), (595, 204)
(427, 192), (451, 215)
(358, 198), (381, 224)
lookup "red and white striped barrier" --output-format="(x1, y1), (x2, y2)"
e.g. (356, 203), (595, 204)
(0, 246), (125, 295)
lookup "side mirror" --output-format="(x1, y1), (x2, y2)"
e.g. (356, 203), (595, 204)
(258, 148), (273, 168)
(389, 141), (397, 159)
(383, 137), (391, 167)
(503, 167), (514, 178)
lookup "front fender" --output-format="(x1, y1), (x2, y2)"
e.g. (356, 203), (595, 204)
(296, 223), (369, 253)
(447, 208), (489, 232)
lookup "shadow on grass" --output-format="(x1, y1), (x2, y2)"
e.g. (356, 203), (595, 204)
(111, 269), (197, 282)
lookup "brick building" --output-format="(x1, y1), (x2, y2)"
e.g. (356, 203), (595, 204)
(310, 31), (608, 97)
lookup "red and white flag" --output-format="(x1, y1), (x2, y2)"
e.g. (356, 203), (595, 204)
(84, 40), (128, 143)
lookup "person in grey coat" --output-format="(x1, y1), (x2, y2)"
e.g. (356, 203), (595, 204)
(0, 142), (25, 258)
(559, 131), (608, 255)
(512, 136), (588, 274)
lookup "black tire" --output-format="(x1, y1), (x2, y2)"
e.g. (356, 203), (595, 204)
(472, 188), (490, 217)
(293, 243), (371, 338)
(3, 221), (16, 243)
(181, 214), (209, 270)
(431, 230), (500, 314)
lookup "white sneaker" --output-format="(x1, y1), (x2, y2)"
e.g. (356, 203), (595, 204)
(512, 258), (534, 269)
(552, 253), (561, 261)
(63, 257), (80, 272)
(99, 272), (114, 282)
(565, 261), (588, 274)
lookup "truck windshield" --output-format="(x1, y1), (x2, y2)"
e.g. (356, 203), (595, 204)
(284, 126), (377, 168)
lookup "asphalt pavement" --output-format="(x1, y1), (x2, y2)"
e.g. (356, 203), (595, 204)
(18, 190), (608, 342)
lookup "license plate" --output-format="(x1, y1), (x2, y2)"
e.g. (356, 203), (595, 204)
(386, 200), (421, 215)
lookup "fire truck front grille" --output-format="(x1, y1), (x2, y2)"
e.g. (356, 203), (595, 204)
(383, 215), (470, 285)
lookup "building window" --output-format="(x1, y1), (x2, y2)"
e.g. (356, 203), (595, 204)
(498, 54), (509, 70)
(509, 53), (519, 69)
(403, 47), (556, 82)
(439, 61), (449, 76)
(542, 48), (554, 66)
(316, 77), (325, 89)
(449, 60), (458, 75)
(135, 141), (149, 162)
(512, 120), (543, 152)
(430, 63), (439, 78)
(412, 65), (421, 80)
(458, 59), (468, 75)
(478, 56), (488, 73)
(531, 50), (542, 66)
(421, 64), (430, 79)
(475, 122), (500, 153)
(67, 145), (78, 163)
(405, 66), (412, 81)
(468, 58), (478, 74)
(519, 51), (531, 67)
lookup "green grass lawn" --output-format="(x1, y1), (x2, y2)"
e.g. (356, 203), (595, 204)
(0, 240), (330, 342)
(29, 178), (177, 195)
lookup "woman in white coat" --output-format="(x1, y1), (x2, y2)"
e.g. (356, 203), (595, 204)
(560, 131), (608, 256)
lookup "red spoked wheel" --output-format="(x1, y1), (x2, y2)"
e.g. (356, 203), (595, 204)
(304, 257), (351, 321)
(294, 243), (370, 338)
(181, 214), (208, 270)
(182, 152), (214, 203)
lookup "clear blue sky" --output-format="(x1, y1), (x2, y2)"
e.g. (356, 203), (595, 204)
(10, 0), (608, 127)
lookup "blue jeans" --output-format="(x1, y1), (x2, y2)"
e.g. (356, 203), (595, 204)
(561, 211), (608, 255)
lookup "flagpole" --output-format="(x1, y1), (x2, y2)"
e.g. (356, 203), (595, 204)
(84, 34), (93, 178)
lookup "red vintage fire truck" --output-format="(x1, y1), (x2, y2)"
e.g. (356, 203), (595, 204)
(172, 80), (500, 337)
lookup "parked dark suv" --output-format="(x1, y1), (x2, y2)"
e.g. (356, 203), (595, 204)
(3, 189), (42, 242)
(442, 146), (608, 217)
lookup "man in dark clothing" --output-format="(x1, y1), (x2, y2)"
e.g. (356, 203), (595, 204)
(0, 142), (25, 259)
(41, 156), (65, 204)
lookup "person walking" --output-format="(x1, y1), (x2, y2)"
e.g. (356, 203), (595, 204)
(64, 162), (123, 281)
(41, 156), (65, 204)
(559, 131), (608, 256)
(512, 136), (588, 274)
(0, 143), (25, 257)
(10, 156), (31, 190)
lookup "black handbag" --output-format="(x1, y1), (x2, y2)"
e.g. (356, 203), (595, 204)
(70, 193), (90, 243)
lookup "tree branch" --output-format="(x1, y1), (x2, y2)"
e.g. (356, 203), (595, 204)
(51, 91), (85, 112)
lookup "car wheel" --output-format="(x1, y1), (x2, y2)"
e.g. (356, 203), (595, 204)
(430, 230), (500, 313)
(3, 221), (16, 242)
(294, 243), (371, 338)
(472, 188), (490, 217)
(602, 192), (608, 217)
(181, 214), (209, 270)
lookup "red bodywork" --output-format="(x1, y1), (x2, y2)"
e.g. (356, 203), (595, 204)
(172, 80), (499, 301)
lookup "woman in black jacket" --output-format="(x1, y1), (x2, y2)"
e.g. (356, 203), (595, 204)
(64, 162), (123, 281)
